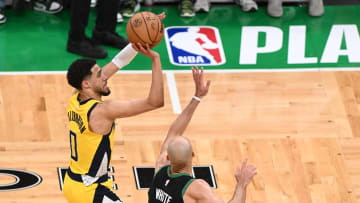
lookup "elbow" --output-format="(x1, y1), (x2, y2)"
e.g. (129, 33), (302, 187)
(155, 100), (165, 108)
(149, 98), (164, 109)
(158, 95), (165, 107)
(151, 102), (164, 109)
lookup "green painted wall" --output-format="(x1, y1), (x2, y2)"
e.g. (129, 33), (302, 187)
(0, 5), (359, 72)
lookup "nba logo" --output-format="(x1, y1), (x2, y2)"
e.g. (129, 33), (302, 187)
(165, 26), (226, 66)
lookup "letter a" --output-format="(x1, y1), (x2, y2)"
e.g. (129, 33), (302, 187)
(321, 25), (360, 63)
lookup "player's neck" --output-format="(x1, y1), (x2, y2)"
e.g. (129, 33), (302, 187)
(79, 90), (101, 102)
(170, 164), (193, 177)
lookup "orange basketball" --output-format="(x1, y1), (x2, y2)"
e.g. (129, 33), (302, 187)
(126, 11), (164, 49)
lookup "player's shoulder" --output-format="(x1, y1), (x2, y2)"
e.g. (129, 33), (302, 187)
(189, 179), (211, 190)
(89, 99), (126, 124)
(184, 179), (223, 203)
(88, 101), (106, 115)
(94, 100), (114, 114)
(185, 179), (212, 197)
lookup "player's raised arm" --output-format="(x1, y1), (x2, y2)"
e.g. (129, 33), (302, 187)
(100, 43), (138, 80)
(155, 66), (211, 171)
(97, 43), (164, 120)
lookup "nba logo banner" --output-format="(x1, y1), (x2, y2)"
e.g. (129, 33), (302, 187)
(165, 26), (226, 66)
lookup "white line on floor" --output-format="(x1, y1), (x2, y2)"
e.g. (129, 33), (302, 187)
(166, 72), (182, 114)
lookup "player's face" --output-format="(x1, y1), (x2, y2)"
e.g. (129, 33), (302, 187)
(91, 65), (111, 96)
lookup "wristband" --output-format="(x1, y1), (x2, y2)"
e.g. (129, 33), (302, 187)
(192, 96), (201, 102)
(112, 43), (138, 69)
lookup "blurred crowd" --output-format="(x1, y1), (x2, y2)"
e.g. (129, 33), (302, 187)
(0, 0), (325, 59)
(0, 0), (325, 25)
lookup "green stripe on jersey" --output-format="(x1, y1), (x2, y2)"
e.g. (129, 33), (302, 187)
(182, 179), (196, 197)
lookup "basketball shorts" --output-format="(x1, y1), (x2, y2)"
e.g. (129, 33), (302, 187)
(63, 171), (122, 203)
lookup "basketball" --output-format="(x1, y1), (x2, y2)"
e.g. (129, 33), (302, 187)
(126, 11), (164, 49)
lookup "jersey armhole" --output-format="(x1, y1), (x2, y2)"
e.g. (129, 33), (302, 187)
(182, 179), (196, 197)
(87, 102), (99, 122)
(87, 102), (114, 136)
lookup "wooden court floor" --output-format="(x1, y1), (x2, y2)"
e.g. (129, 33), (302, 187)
(0, 71), (359, 203)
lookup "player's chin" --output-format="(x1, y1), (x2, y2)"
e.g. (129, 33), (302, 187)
(101, 89), (111, 96)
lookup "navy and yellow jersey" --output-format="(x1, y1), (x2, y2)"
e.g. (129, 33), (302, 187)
(63, 173), (122, 203)
(67, 91), (115, 177)
(148, 165), (196, 203)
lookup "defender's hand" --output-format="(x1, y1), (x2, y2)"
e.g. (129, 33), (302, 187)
(192, 66), (211, 98)
(235, 157), (257, 188)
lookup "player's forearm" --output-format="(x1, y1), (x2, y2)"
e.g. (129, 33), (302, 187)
(102, 62), (121, 79)
(228, 184), (247, 203)
(167, 98), (200, 137)
(160, 98), (200, 153)
(102, 44), (138, 79)
(147, 56), (164, 107)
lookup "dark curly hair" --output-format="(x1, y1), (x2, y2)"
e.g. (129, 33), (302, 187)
(67, 59), (96, 90)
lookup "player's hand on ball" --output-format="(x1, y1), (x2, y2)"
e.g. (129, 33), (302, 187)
(158, 12), (166, 21)
(132, 43), (159, 60)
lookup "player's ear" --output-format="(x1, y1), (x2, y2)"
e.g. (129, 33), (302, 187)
(82, 80), (91, 89)
(192, 151), (195, 157)
(166, 155), (170, 161)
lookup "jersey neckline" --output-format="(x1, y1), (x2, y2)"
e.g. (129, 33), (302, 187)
(167, 166), (191, 178)
(77, 92), (93, 105)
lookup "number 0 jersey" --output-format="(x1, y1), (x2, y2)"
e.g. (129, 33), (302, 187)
(67, 92), (115, 178)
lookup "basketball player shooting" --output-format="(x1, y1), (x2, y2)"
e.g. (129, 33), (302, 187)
(148, 66), (257, 203)
(62, 13), (166, 203)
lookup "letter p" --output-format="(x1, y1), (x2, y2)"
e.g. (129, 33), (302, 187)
(240, 26), (283, 64)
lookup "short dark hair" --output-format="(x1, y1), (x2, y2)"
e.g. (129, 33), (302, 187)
(67, 59), (96, 90)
